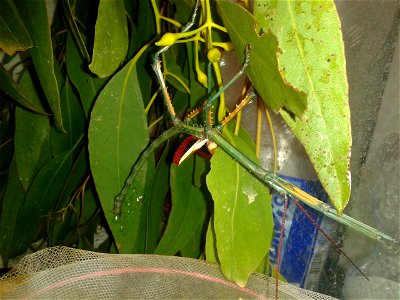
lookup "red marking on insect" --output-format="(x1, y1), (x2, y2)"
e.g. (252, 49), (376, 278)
(173, 136), (212, 165)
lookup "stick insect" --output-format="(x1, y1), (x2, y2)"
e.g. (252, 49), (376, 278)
(114, 1), (399, 255)
(112, 2), (400, 297)
(114, 3), (400, 297)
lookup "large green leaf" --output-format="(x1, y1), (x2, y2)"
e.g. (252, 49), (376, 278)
(66, 33), (106, 116)
(217, 1), (307, 117)
(253, 0), (351, 213)
(0, 0), (32, 55)
(89, 0), (128, 78)
(15, 70), (52, 191)
(88, 58), (151, 253)
(0, 64), (44, 113)
(206, 127), (273, 287)
(155, 155), (208, 255)
(0, 159), (26, 265)
(15, 0), (64, 132)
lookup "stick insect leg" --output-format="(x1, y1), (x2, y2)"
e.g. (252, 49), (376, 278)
(114, 1), (203, 216)
(205, 62), (214, 126)
(291, 197), (369, 280)
(152, 1), (201, 125)
(114, 127), (179, 217)
(205, 44), (251, 113)
(275, 195), (288, 300)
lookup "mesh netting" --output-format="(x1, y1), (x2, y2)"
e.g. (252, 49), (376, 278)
(0, 246), (337, 299)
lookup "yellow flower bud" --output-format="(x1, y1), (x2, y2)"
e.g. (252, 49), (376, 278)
(207, 48), (222, 63)
(155, 33), (177, 46)
(197, 70), (208, 87)
(224, 42), (234, 51)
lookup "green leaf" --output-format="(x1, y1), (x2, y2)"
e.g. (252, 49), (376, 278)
(0, 65), (44, 113)
(180, 219), (206, 258)
(205, 217), (218, 263)
(15, 70), (52, 191)
(124, 155), (155, 254)
(206, 127), (273, 287)
(253, 0), (351, 213)
(186, 42), (211, 108)
(155, 155), (208, 255)
(12, 141), (80, 254)
(15, 0), (64, 132)
(0, 159), (26, 265)
(164, 44), (190, 93)
(127, 0), (156, 104)
(50, 78), (86, 156)
(76, 189), (100, 250)
(217, 1), (307, 117)
(89, 0), (129, 78)
(170, 0), (195, 23)
(0, 0), (32, 55)
(61, 0), (90, 62)
(145, 143), (171, 253)
(66, 33), (106, 116)
(127, 0), (155, 56)
(88, 59), (151, 253)
(48, 148), (89, 246)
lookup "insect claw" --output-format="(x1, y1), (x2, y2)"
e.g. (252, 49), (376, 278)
(178, 139), (209, 165)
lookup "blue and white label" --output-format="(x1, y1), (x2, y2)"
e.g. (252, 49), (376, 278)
(269, 175), (331, 288)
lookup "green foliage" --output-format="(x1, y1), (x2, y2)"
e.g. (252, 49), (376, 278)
(253, 0), (351, 213)
(88, 59), (152, 253)
(89, 0), (129, 78)
(207, 127), (273, 287)
(155, 155), (208, 255)
(14, 0), (64, 132)
(0, 0), (32, 55)
(0, 0), (351, 287)
(217, 1), (307, 117)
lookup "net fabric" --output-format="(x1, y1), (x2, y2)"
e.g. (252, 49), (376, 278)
(0, 246), (337, 299)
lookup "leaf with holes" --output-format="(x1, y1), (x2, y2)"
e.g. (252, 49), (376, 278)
(253, 0), (351, 213)
(217, 1), (307, 117)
